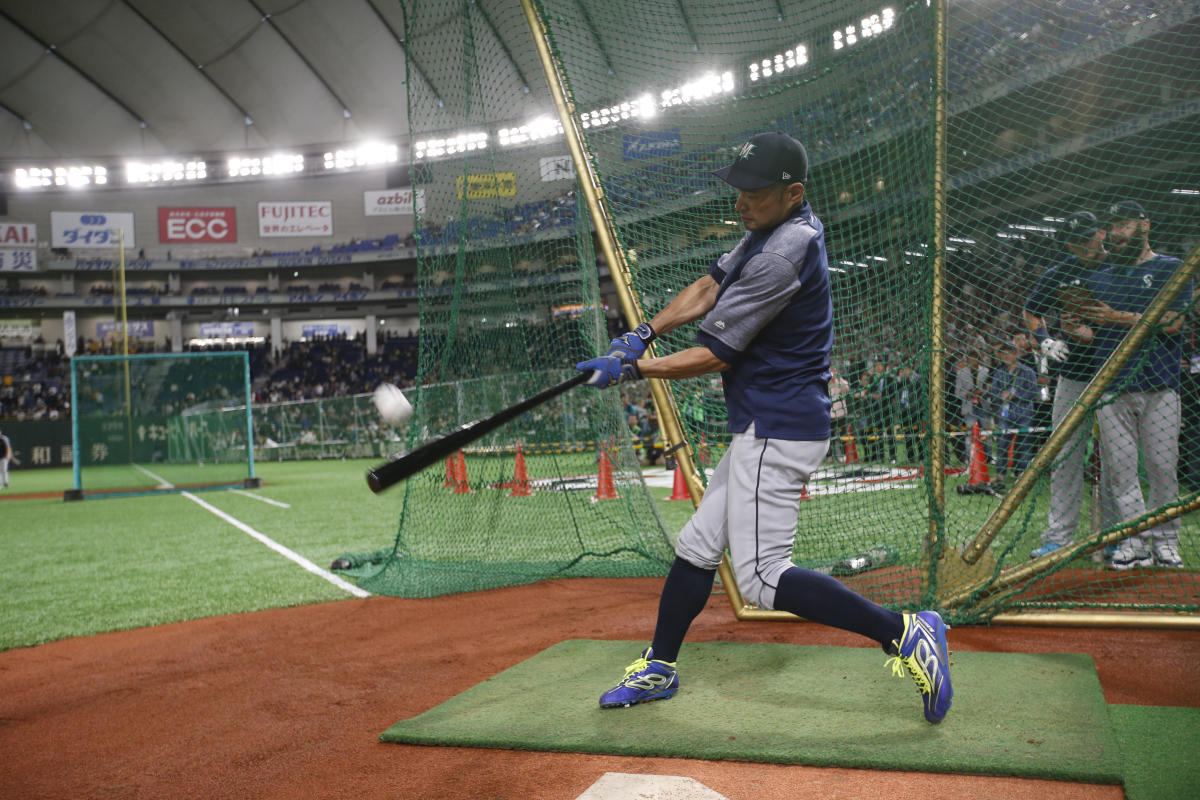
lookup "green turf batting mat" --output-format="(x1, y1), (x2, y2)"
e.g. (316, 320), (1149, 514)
(1108, 705), (1200, 800)
(382, 639), (1122, 783)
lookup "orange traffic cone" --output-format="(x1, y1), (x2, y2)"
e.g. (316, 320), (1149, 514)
(444, 456), (456, 489)
(967, 423), (989, 485)
(594, 451), (619, 500)
(800, 483), (812, 501)
(454, 450), (473, 494)
(844, 430), (859, 464)
(668, 462), (690, 501)
(510, 443), (532, 497)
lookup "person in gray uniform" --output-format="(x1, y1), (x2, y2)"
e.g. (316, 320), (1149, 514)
(0, 429), (10, 488)
(1084, 200), (1191, 569)
(575, 132), (953, 724)
(1023, 210), (1117, 558)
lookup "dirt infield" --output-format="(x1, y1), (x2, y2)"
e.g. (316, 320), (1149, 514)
(1, 577), (1196, 800)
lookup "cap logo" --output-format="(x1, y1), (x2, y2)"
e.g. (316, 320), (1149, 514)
(737, 141), (756, 160)
(781, 171), (791, 180)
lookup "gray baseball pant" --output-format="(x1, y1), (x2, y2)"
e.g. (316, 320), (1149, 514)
(675, 423), (829, 611)
(1096, 389), (1181, 549)
(1044, 378), (1117, 546)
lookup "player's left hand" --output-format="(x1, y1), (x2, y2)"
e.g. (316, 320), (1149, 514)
(575, 355), (642, 388)
(1080, 301), (1115, 325)
(605, 323), (656, 359)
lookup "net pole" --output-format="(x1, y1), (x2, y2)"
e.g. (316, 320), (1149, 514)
(518, 0), (704, 506)
(243, 351), (256, 481)
(925, 0), (950, 599)
(962, 245), (1200, 565)
(117, 228), (133, 462)
(70, 356), (81, 492)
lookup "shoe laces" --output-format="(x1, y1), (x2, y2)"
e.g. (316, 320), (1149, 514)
(622, 656), (652, 679)
(886, 653), (931, 695)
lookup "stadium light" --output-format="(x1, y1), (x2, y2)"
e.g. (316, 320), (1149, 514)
(322, 142), (398, 170)
(834, 7), (895, 51)
(126, 160), (207, 184)
(414, 132), (488, 160)
(498, 116), (563, 146)
(661, 71), (734, 108)
(14, 165), (107, 188)
(227, 153), (304, 177)
(749, 45), (808, 82)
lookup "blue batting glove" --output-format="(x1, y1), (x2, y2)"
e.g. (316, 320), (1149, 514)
(575, 356), (642, 388)
(605, 323), (656, 359)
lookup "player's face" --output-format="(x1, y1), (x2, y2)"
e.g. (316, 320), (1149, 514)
(1065, 228), (1106, 266)
(1106, 218), (1146, 263)
(735, 183), (804, 231)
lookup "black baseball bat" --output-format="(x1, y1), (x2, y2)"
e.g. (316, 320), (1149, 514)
(366, 371), (591, 493)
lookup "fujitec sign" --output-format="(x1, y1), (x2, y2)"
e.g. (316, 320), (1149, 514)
(258, 201), (333, 237)
(159, 207), (237, 243)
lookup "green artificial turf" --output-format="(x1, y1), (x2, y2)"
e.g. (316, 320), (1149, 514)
(381, 639), (1123, 783)
(1109, 704), (1200, 800)
(0, 460), (400, 650)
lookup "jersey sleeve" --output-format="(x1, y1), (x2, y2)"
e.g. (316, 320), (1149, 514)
(697, 249), (805, 362)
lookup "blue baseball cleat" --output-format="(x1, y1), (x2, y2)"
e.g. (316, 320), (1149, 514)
(886, 610), (953, 724)
(1029, 542), (1063, 559)
(599, 647), (679, 708)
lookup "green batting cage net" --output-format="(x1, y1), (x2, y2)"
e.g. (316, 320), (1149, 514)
(66, 353), (259, 499)
(339, 0), (1200, 621)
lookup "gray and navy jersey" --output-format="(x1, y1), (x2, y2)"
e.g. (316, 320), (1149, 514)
(697, 202), (833, 440)
(1090, 254), (1191, 392)
(1024, 256), (1100, 383)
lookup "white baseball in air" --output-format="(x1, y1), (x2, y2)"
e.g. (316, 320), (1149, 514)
(373, 383), (413, 426)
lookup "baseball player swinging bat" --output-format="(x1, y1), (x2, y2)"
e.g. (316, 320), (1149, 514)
(366, 372), (590, 493)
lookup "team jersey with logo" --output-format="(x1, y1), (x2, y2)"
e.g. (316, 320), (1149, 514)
(1024, 255), (1101, 382)
(697, 202), (832, 440)
(1088, 254), (1190, 391)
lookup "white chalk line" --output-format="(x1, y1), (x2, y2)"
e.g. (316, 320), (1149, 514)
(227, 488), (291, 508)
(132, 463), (174, 489)
(182, 491), (369, 598)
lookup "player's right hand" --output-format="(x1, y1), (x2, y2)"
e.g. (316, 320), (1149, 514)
(605, 323), (656, 359)
(1040, 337), (1070, 362)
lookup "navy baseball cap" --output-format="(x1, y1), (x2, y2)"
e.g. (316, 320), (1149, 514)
(1055, 210), (1100, 243)
(713, 132), (808, 190)
(1102, 199), (1148, 224)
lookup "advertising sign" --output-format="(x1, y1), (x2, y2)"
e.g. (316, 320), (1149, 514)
(622, 130), (682, 160)
(64, 311), (77, 356)
(0, 223), (37, 271)
(198, 322), (255, 337)
(363, 188), (425, 216)
(539, 156), (576, 181)
(97, 320), (155, 339)
(455, 172), (516, 199)
(0, 223), (36, 246)
(0, 249), (36, 271)
(258, 201), (333, 237)
(302, 323), (348, 338)
(51, 211), (135, 248)
(159, 207), (237, 243)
